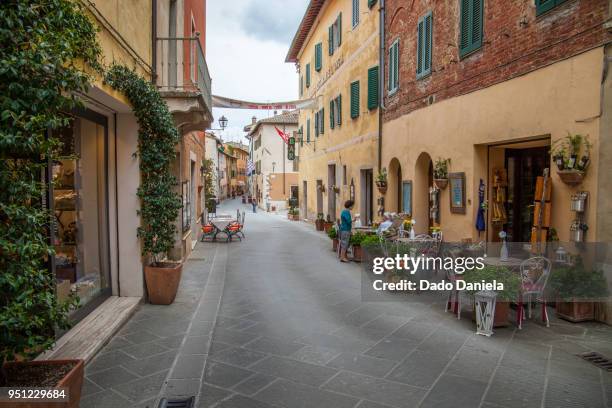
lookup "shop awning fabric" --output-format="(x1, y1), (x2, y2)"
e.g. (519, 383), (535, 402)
(212, 95), (316, 110)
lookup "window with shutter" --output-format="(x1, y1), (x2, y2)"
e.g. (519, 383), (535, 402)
(459, 0), (483, 58)
(299, 126), (303, 146)
(536, 0), (567, 15)
(330, 100), (335, 129)
(337, 13), (342, 46)
(315, 43), (322, 71)
(389, 39), (399, 94)
(367, 66), (379, 110)
(350, 81), (360, 119)
(300, 76), (303, 96)
(417, 12), (433, 79)
(328, 25), (334, 55)
(314, 111), (319, 137)
(368, 0), (377, 8)
(352, 0), (359, 27)
(306, 63), (311, 87)
(336, 95), (342, 126)
(306, 118), (311, 142)
(320, 108), (325, 134)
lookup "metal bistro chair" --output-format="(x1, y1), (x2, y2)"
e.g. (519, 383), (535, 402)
(517, 256), (552, 329)
(228, 211), (246, 241)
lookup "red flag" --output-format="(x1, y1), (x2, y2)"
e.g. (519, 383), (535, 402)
(274, 126), (289, 144)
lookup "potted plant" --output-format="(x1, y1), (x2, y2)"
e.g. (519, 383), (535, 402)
(350, 232), (367, 262)
(288, 207), (300, 221)
(315, 213), (325, 231)
(551, 133), (591, 185)
(106, 66), (183, 306)
(549, 259), (609, 322)
(376, 168), (388, 194)
(462, 266), (521, 327)
(433, 158), (451, 189)
(327, 227), (339, 252)
(323, 215), (335, 232)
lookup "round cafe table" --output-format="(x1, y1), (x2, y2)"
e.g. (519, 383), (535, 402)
(210, 215), (235, 241)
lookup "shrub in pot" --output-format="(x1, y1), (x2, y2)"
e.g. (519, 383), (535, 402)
(327, 227), (339, 252)
(323, 214), (334, 233)
(106, 66), (183, 305)
(375, 168), (388, 194)
(462, 266), (521, 327)
(315, 213), (325, 231)
(549, 259), (609, 322)
(0, 0), (101, 403)
(350, 232), (367, 262)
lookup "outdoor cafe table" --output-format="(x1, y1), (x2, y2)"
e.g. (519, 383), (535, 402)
(210, 215), (235, 241)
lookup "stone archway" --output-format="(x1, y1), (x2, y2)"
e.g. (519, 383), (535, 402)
(387, 158), (402, 214)
(414, 152), (433, 234)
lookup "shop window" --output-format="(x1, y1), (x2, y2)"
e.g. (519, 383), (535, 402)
(51, 113), (110, 316)
(459, 0), (483, 58)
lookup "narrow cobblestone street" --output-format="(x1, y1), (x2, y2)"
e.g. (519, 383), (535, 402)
(81, 199), (612, 408)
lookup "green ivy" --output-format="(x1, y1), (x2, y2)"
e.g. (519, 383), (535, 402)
(104, 65), (181, 264)
(0, 0), (101, 371)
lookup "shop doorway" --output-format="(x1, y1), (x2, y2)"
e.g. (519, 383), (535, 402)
(328, 164), (337, 220)
(302, 180), (308, 218)
(360, 169), (374, 225)
(505, 146), (550, 242)
(388, 158), (402, 213)
(316, 179), (323, 216)
(414, 153), (433, 234)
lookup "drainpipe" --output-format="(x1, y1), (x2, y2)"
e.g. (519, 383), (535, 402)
(151, 0), (157, 83)
(377, 0), (386, 172)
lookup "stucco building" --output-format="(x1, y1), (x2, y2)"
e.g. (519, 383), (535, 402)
(287, 0), (381, 224)
(380, 0), (612, 244)
(225, 142), (250, 195)
(246, 112), (299, 211)
(204, 132), (222, 200)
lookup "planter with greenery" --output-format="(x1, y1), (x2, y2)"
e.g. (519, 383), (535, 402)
(327, 227), (339, 252)
(315, 213), (325, 231)
(288, 207), (300, 221)
(433, 158), (451, 189)
(549, 259), (609, 322)
(462, 266), (521, 327)
(105, 65), (183, 305)
(376, 168), (388, 194)
(323, 214), (334, 232)
(350, 232), (367, 262)
(0, 0), (101, 401)
(550, 133), (591, 185)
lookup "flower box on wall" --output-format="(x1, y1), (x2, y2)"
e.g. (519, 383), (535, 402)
(557, 170), (585, 186)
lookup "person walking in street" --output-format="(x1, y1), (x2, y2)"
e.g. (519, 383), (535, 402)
(252, 197), (257, 213)
(339, 200), (354, 263)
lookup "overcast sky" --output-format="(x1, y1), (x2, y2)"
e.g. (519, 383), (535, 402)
(206, 0), (309, 143)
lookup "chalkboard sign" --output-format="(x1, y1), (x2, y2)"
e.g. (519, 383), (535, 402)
(449, 172), (466, 214)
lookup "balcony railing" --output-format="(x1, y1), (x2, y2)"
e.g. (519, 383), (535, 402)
(156, 36), (212, 113)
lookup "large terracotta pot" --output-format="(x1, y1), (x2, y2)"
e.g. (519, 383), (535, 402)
(315, 219), (325, 231)
(332, 238), (339, 252)
(323, 222), (334, 233)
(352, 245), (363, 262)
(1, 359), (84, 408)
(556, 301), (595, 322)
(144, 262), (182, 305)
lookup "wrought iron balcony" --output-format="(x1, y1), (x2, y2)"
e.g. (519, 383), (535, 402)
(156, 36), (212, 125)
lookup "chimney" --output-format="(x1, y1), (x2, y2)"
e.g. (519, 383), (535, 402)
(251, 116), (257, 124)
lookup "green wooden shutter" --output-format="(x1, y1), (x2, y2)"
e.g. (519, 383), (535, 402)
(350, 81), (360, 119)
(315, 43), (322, 71)
(368, 0), (377, 8)
(329, 100), (335, 129)
(337, 13), (342, 46)
(367, 66), (379, 110)
(320, 108), (325, 134)
(337, 95), (342, 126)
(352, 0), (359, 27)
(306, 63), (311, 87)
(536, 0), (556, 15)
(328, 25), (334, 55)
(389, 40), (399, 92)
(299, 126), (303, 146)
(417, 18), (424, 77)
(306, 118), (311, 142)
(300, 76), (303, 96)
(459, 0), (483, 58)
(314, 111), (319, 137)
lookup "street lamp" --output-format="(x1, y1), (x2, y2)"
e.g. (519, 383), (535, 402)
(219, 115), (228, 130)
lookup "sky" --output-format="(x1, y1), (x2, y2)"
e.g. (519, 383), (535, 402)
(206, 0), (309, 143)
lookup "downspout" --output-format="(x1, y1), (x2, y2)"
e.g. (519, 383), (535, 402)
(377, 0), (386, 172)
(114, 113), (121, 296)
(151, 0), (157, 83)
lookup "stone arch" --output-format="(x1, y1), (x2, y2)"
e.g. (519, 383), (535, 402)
(387, 157), (402, 214)
(414, 152), (433, 234)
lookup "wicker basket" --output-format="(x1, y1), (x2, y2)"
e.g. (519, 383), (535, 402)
(557, 170), (585, 186)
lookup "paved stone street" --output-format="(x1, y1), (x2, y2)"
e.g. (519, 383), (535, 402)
(81, 199), (612, 408)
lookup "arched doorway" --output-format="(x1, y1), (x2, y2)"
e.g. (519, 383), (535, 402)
(388, 158), (402, 213)
(414, 152), (433, 234)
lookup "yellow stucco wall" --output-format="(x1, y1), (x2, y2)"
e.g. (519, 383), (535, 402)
(85, 0), (153, 104)
(296, 0), (379, 223)
(382, 48), (604, 242)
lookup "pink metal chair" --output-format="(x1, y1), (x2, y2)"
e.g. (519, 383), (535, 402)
(517, 256), (552, 329)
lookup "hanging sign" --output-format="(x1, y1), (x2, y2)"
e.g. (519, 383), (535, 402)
(212, 95), (317, 110)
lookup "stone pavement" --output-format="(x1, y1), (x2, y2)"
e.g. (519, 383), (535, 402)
(81, 199), (612, 408)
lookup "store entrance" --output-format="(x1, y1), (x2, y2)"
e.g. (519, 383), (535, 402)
(505, 146), (550, 242)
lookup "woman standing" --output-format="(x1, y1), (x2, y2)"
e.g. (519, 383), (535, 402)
(339, 200), (354, 263)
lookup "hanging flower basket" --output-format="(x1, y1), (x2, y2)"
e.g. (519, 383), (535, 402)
(434, 179), (448, 189)
(557, 170), (585, 186)
(376, 181), (387, 195)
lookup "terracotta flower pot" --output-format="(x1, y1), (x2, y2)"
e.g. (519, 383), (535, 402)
(332, 238), (339, 252)
(352, 245), (363, 262)
(315, 219), (325, 231)
(323, 222), (334, 233)
(1, 359), (84, 408)
(144, 262), (182, 305)
(556, 301), (595, 322)
(376, 181), (387, 195)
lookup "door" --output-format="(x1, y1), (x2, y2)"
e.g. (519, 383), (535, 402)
(402, 181), (412, 215)
(505, 147), (550, 242)
(361, 169), (373, 225)
(328, 164), (336, 220)
(316, 180), (323, 216)
(303, 180), (308, 218)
